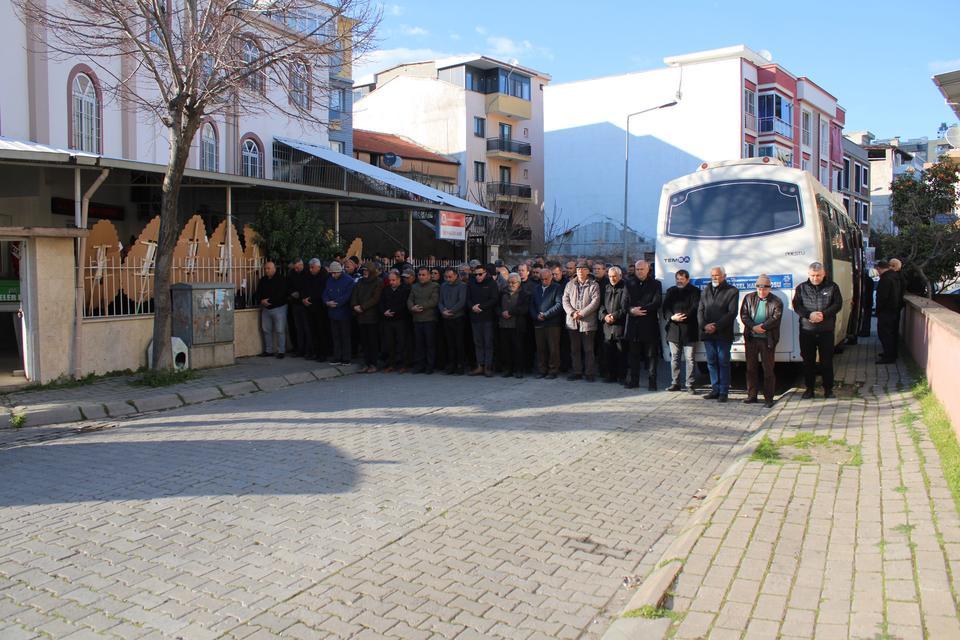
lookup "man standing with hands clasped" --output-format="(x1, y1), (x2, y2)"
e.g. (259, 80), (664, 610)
(739, 274), (783, 408)
(697, 266), (739, 402)
(792, 261), (842, 399)
(623, 260), (662, 390)
(562, 262), (601, 382)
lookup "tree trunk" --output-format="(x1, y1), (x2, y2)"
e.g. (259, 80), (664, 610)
(151, 116), (199, 370)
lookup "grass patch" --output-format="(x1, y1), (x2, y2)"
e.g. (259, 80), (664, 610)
(751, 435), (781, 462)
(780, 432), (832, 448)
(894, 485), (908, 494)
(17, 369), (135, 393)
(9, 413), (25, 429)
(846, 445), (863, 467)
(622, 605), (678, 620)
(129, 368), (200, 388)
(912, 379), (960, 517)
(792, 454), (814, 463)
(893, 523), (915, 536)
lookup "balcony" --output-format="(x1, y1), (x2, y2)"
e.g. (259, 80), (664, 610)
(487, 181), (533, 204)
(758, 116), (793, 139)
(744, 112), (757, 131)
(485, 93), (531, 120)
(486, 137), (532, 161)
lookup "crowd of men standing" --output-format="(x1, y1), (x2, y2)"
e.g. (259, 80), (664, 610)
(254, 250), (899, 409)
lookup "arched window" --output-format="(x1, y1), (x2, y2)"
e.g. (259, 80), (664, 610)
(200, 122), (218, 172)
(241, 39), (265, 94)
(241, 137), (262, 178)
(71, 72), (100, 153)
(290, 61), (310, 110)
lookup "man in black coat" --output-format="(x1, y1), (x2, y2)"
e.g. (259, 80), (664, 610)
(466, 263), (500, 376)
(792, 261), (843, 398)
(380, 270), (410, 372)
(598, 266), (628, 383)
(697, 266), (739, 402)
(875, 260), (901, 365)
(623, 260), (662, 390)
(661, 269), (701, 392)
(300, 259), (329, 361)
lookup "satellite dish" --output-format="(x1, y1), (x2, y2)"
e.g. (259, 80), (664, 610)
(758, 49), (774, 62)
(946, 125), (960, 149)
(382, 152), (403, 169)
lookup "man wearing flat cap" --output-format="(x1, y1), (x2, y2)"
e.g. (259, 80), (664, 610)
(739, 274), (783, 408)
(562, 262), (601, 382)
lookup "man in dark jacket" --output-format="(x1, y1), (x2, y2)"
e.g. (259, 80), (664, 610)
(792, 261), (843, 398)
(256, 260), (289, 358)
(300, 258), (329, 361)
(439, 267), (467, 374)
(408, 267), (440, 374)
(322, 261), (355, 365)
(379, 270), (409, 372)
(530, 268), (564, 378)
(740, 274), (784, 408)
(598, 266), (628, 383)
(697, 266), (739, 402)
(498, 273), (530, 378)
(467, 263), (500, 376)
(875, 260), (901, 365)
(661, 269), (700, 392)
(351, 261), (384, 373)
(286, 259), (309, 356)
(623, 260), (662, 390)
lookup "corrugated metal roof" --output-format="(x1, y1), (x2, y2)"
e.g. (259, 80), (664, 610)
(276, 136), (491, 215)
(0, 136), (100, 163)
(353, 129), (458, 165)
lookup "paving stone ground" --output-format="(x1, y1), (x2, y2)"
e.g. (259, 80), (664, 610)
(0, 364), (771, 639)
(666, 334), (960, 640)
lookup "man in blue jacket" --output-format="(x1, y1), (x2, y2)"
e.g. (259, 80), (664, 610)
(322, 261), (356, 366)
(530, 267), (565, 379)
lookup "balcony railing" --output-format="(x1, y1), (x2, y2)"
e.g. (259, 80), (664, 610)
(744, 112), (757, 131)
(487, 181), (532, 200)
(486, 137), (532, 156)
(759, 116), (793, 138)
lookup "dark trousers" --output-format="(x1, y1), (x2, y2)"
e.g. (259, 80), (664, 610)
(744, 337), (776, 401)
(403, 319), (415, 367)
(799, 329), (834, 391)
(568, 330), (596, 376)
(603, 338), (627, 382)
(877, 311), (900, 359)
(535, 326), (561, 374)
(628, 340), (659, 384)
(498, 327), (524, 374)
(413, 322), (437, 371)
(360, 323), (380, 367)
(471, 321), (495, 368)
(291, 303), (311, 355)
(463, 317), (476, 367)
(382, 320), (406, 368)
(307, 306), (328, 359)
(443, 317), (467, 371)
(330, 318), (351, 362)
(523, 321), (536, 371)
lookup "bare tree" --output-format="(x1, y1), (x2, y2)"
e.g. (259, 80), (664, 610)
(467, 181), (529, 257)
(14, 0), (379, 369)
(543, 200), (569, 252)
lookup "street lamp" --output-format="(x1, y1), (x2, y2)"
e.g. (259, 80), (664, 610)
(622, 100), (679, 267)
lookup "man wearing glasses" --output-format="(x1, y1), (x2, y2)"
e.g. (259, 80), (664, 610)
(739, 274), (783, 408)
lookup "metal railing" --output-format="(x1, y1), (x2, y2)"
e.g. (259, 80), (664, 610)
(80, 256), (264, 319)
(487, 182), (532, 199)
(758, 116), (793, 138)
(486, 137), (532, 156)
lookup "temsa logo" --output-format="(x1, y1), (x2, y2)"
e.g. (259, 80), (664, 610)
(664, 256), (691, 264)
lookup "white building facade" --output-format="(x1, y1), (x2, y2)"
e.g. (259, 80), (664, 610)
(353, 56), (550, 254)
(544, 45), (847, 243)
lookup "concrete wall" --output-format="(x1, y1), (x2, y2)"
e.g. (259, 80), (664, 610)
(81, 316), (154, 375)
(904, 295), (960, 434)
(27, 236), (76, 383)
(235, 309), (262, 358)
(545, 58), (741, 238)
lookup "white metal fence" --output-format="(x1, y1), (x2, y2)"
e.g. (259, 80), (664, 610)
(80, 256), (264, 319)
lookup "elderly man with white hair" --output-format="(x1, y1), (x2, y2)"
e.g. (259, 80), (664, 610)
(697, 266), (739, 402)
(792, 261), (843, 399)
(623, 259), (662, 390)
(739, 274), (783, 408)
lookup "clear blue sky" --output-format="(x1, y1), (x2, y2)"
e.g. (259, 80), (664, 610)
(356, 0), (959, 140)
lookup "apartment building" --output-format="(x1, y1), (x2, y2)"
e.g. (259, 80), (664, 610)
(353, 56), (551, 254)
(544, 45), (846, 240)
(839, 135), (872, 239)
(847, 131), (925, 234)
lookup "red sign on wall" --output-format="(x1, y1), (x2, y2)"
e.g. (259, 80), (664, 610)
(437, 211), (467, 241)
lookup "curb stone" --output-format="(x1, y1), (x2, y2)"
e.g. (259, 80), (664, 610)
(104, 401), (137, 417)
(219, 381), (259, 397)
(600, 390), (796, 640)
(177, 386), (224, 405)
(78, 404), (108, 421)
(130, 394), (183, 413)
(252, 376), (289, 392)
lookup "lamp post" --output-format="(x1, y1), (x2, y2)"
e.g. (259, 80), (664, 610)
(622, 100), (678, 267)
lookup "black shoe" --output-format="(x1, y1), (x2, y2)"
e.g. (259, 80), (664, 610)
(276, 353), (285, 359)
(567, 373), (582, 381)
(688, 387), (699, 395)
(604, 377), (617, 384)
(718, 394), (728, 403)
(667, 384), (681, 392)
(585, 375), (596, 382)
(703, 391), (720, 400)
(764, 400), (775, 408)
(823, 390), (834, 399)
(515, 372), (523, 379)
(424, 369), (434, 375)
(648, 380), (657, 391)
(546, 373), (557, 380)
(536, 372), (546, 379)
(743, 398), (758, 404)
(411, 367), (424, 374)
(801, 389), (815, 399)
(502, 371), (513, 378)
(624, 381), (639, 389)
